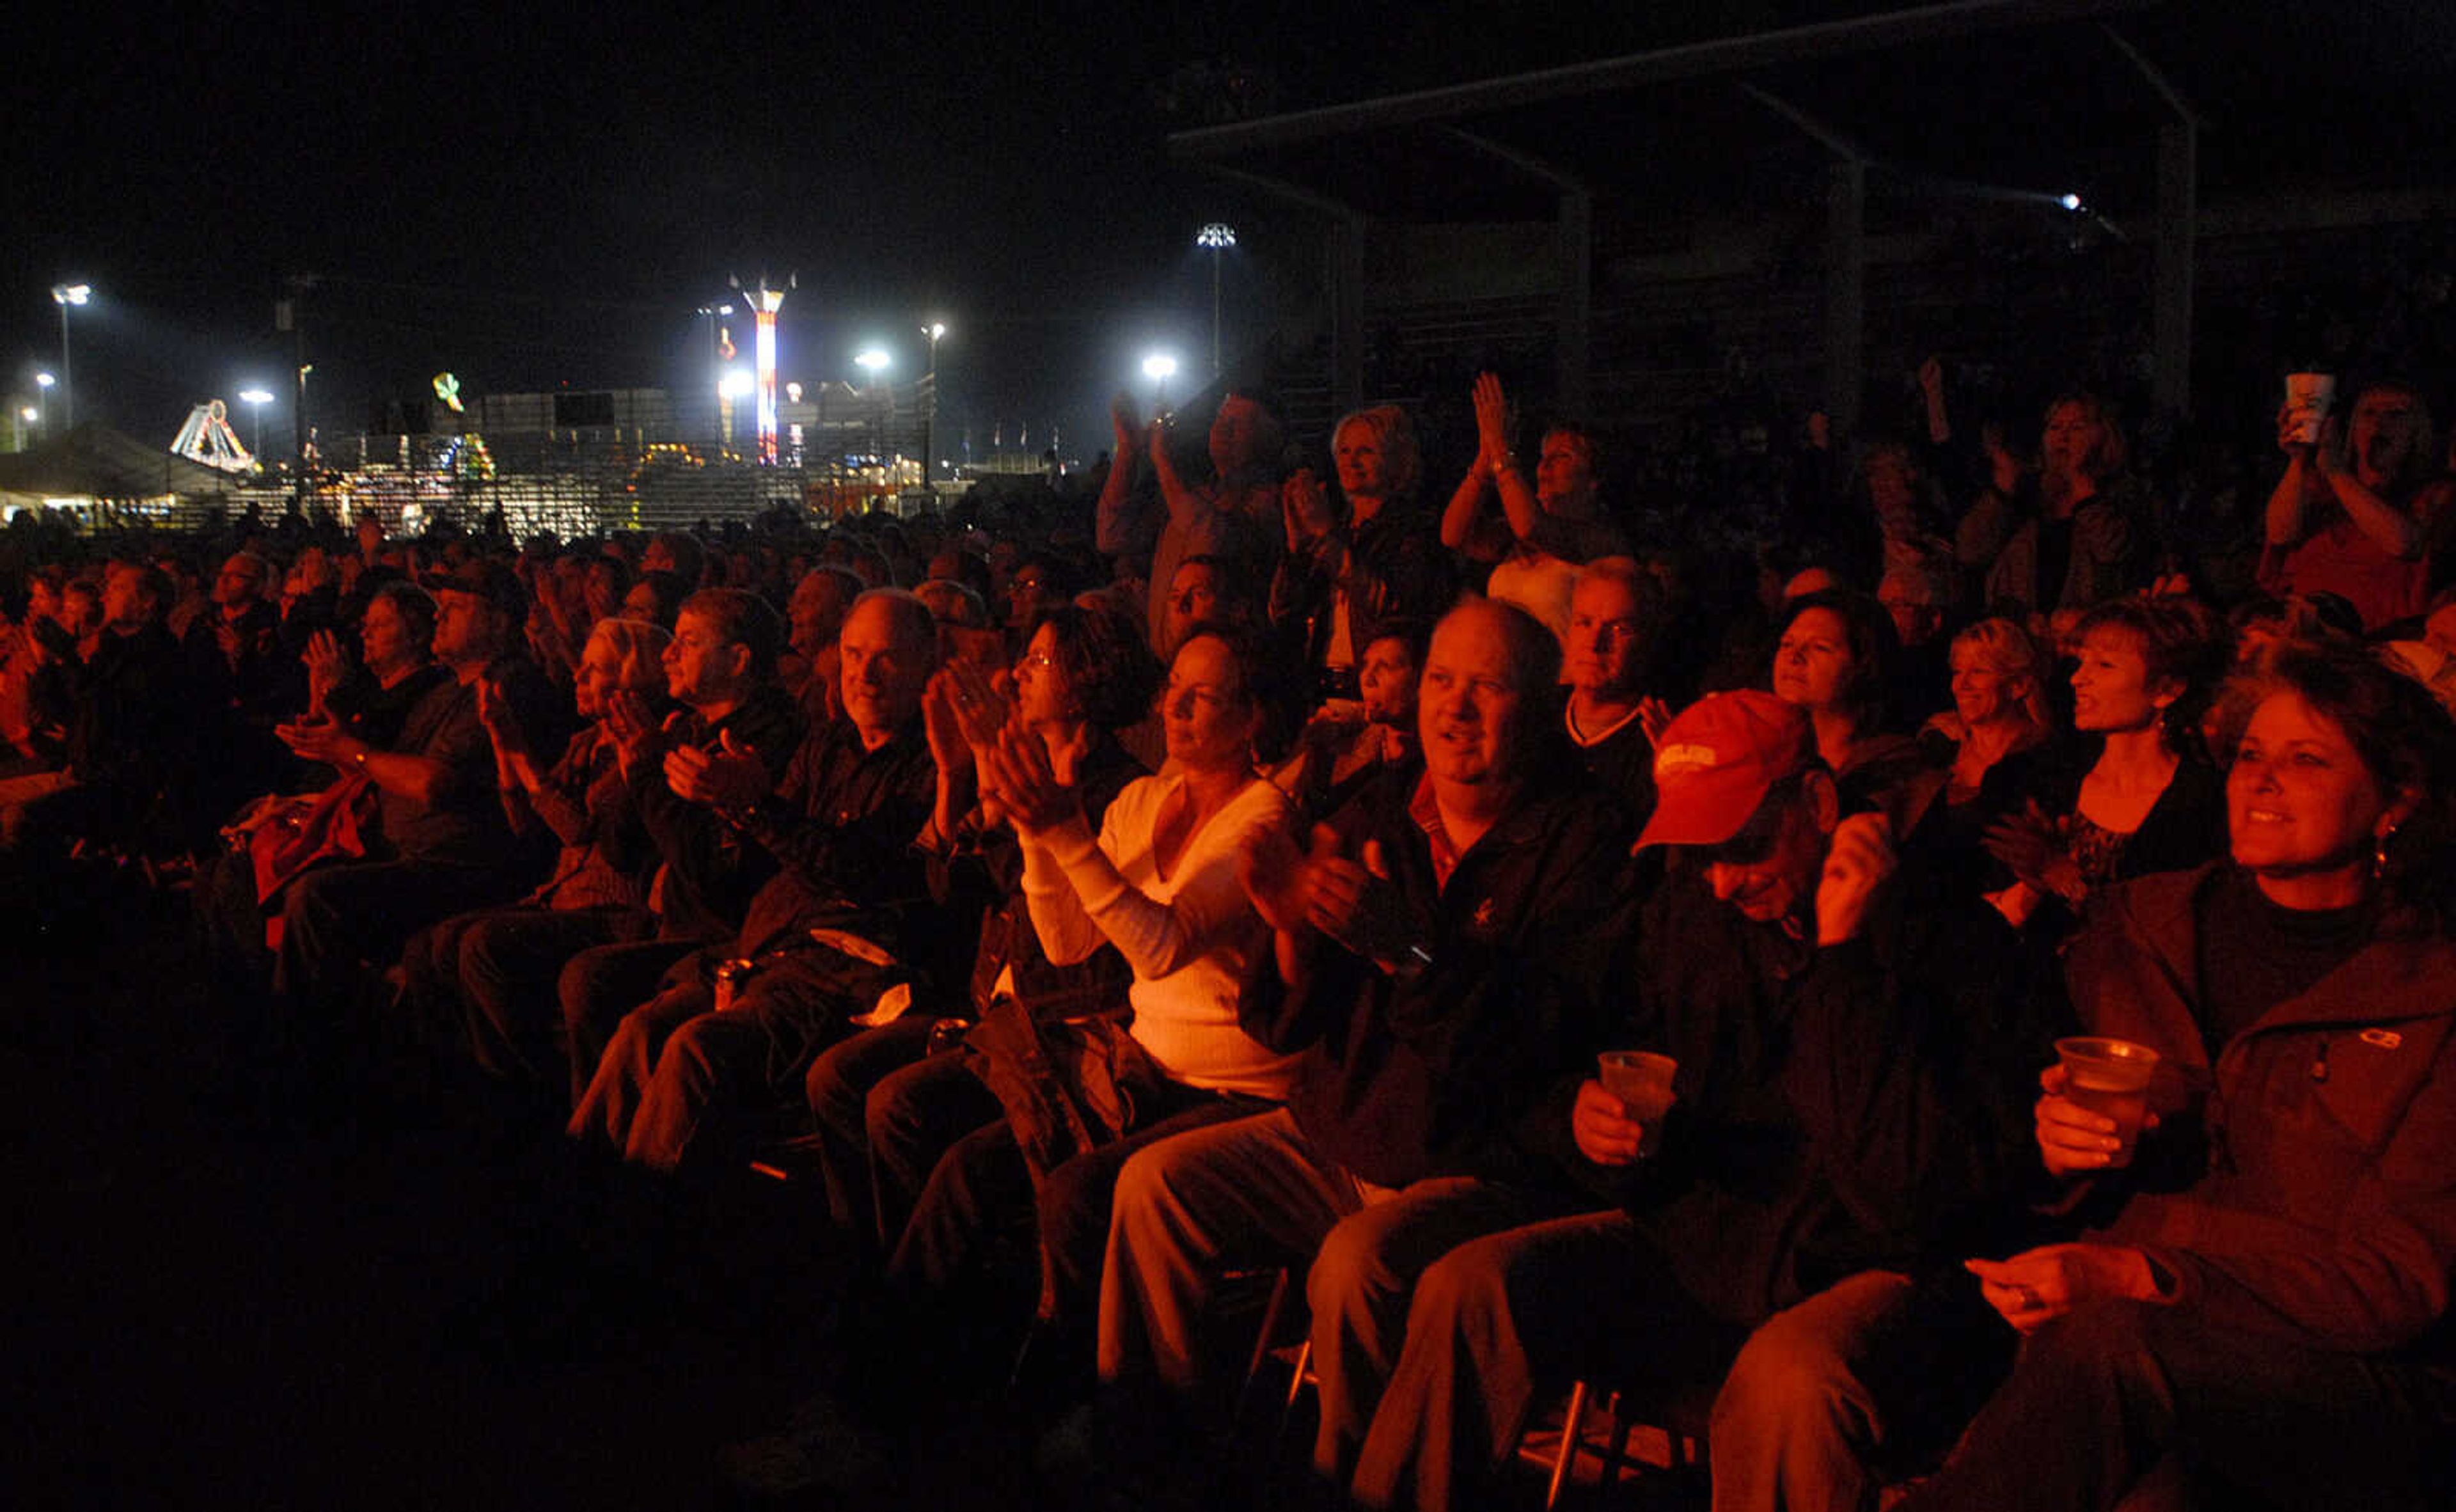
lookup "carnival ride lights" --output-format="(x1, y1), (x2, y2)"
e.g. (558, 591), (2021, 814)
(170, 398), (255, 473)
(732, 273), (795, 465)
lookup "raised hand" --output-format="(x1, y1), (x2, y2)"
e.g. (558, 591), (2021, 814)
(1635, 695), (1674, 750)
(1239, 822), (1327, 937)
(1814, 812), (1895, 946)
(943, 656), (1014, 753)
(978, 719), (1076, 836)
(1982, 421), (2024, 496)
(1472, 372), (1512, 469)
(303, 629), (351, 707)
(922, 670), (970, 779)
(1282, 468), (1338, 550)
(604, 690), (662, 775)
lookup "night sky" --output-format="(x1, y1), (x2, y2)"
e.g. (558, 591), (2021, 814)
(6, 2), (2447, 459)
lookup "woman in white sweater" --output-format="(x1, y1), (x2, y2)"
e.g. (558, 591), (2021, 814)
(886, 622), (1302, 1361)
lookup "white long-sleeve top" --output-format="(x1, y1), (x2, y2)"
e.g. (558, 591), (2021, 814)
(1019, 771), (1300, 1100)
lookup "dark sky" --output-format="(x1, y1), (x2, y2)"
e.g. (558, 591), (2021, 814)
(1, 1), (1866, 454)
(7, 2), (2446, 457)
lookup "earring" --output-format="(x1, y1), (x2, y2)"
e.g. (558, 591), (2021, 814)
(2374, 822), (2400, 879)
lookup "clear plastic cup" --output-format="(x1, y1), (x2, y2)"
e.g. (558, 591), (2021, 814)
(2284, 372), (2336, 446)
(2056, 1036), (2161, 1169)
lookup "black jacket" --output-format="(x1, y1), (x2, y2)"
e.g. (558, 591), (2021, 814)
(1543, 862), (2060, 1327)
(1240, 763), (1633, 1190)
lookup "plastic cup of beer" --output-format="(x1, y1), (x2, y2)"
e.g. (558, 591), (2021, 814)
(2284, 372), (2336, 446)
(1599, 1051), (1679, 1155)
(2056, 1036), (2160, 1168)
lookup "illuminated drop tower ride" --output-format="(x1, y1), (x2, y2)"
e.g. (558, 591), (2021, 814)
(736, 272), (795, 466)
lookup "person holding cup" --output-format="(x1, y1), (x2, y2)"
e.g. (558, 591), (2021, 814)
(1901, 645), (2456, 1512)
(1346, 691), (2052, 1512)
(2261, 377), (2451, 631)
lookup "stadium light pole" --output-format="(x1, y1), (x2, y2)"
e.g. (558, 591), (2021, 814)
(1197, 224), (1235, 377)
(920, 322), (946, 489)
(1142, 351), (1178, 412)
(51, 283), (90, 432)
(33, 371), (54, 441)
(238, 387), (275, 459)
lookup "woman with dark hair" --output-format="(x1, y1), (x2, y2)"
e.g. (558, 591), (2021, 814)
(1900, 645), (2456, 1512)
(1985, 595), (2230, 928)
(1770, 588), (1926, 826)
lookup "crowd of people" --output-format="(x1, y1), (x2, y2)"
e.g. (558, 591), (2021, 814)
(6, 361), (2456, 1512)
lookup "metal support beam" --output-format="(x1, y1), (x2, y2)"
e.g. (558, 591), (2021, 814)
(1333, 214), (1369, 414)
(1557, 192), (1594, 417)
(1826, 161), (1867, 443)
(1442, 128), (1588, 194)
(1739, 84), (1870, 165)
(1172, 0), (2159, 159)
(2153, 122), (2197, 419)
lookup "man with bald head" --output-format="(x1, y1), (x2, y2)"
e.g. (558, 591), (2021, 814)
(1094, 598), (1633, 1482)
(571, 588), (943, 1173)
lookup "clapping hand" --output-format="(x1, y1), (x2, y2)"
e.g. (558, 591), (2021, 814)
(1303, 834), (1415, 970)
(1983, 799), (2074, 896)
(975, 719), (1078, 837)
(475, 675), (526, 755)
(1282, 468), (1339, 551)
(605, 691), (662, 775)
(1238, 823), (1327, 937)
(665, 727), (771, 811)
(1471, 372), (1513, 471)
(303, 629), (352, 707)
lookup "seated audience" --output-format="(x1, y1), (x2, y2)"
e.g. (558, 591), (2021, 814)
(1346, 690), (2052, 1512)
(802, 604), (1151, 1264)
(399, 615), (672, 1095)
(1899, 645), (2456, 1512)
(555, 587), (806, 1106)
(567, 588), (938, 1174)
(1098, 599), (1630, 1488)
(1985, 595), (2230, 928)
(1771, 589), (1927, 830)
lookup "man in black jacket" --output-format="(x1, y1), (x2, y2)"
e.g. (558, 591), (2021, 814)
(1347, 690), (2054, 1512)
(568, 588), (939, 1174)
(1095, 599), (1630, 1481)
